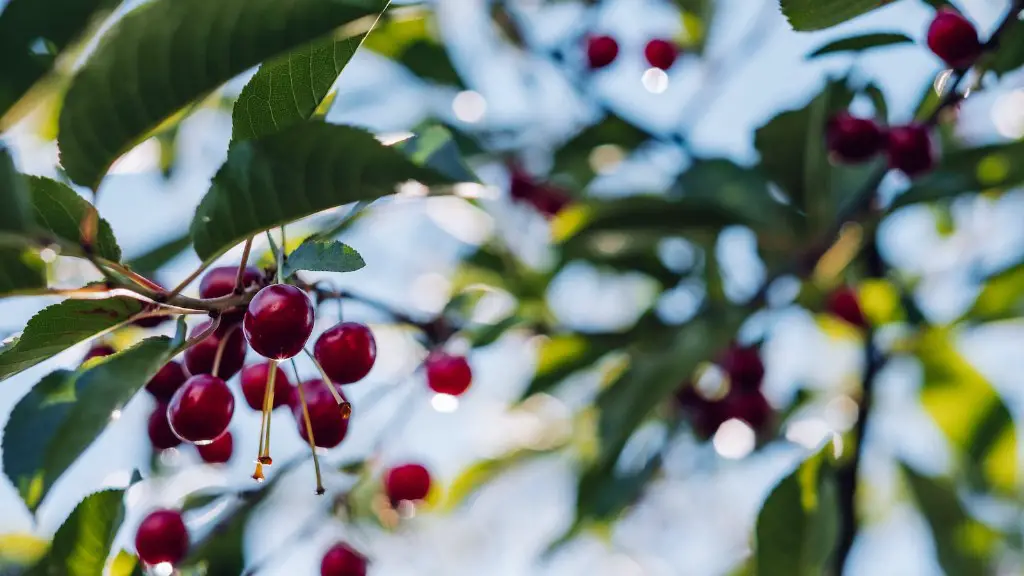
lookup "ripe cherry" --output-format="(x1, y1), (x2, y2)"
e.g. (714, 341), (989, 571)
(293, 379), (350, 448)
(167, 374), (235, 445)
(384, 463), (432, 504)
(826, 113), (886, 163)
(148, 404), (182, 450)
(83, 343), (115, 362)
(927, 8), (983, 69)
(145, 361), (188, 402)
(314, 322), (377, 385)
(183, 320), (247, 380)
(321, 543), (368, 576)
(200, 265), (263, 323)
(135, 509), (189, 566)
(719, 389), (773, 432)
(240, 362), (293, 410)
(425, 351), (472, 396)
(887, 124), (935, 177)
(243, 284), (315, 360)
(644, 38), (678, 70)
(197, 431), (233, 464)
(510, 169), (572, 217)
(718, 344), (764, 392)
(828, 286), (868, 328)
(586, 35), (618, 69)
(133, 310), (170, 329)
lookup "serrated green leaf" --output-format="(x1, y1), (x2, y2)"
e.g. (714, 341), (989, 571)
(890, 141), (1024, 210)
(125, 231), (191, 279)
(807, 32), (913, 58)
(3, 324), (186, 511)
(57, 0), (388, 189)
(0, 247), (47, 297)
(283, 238), (365, 277)
(27, 176), (120, 261)
(552, 115), (652, 190)
(756, 444), (838, 575)
(26, 489), (126, 576)
(189, 123), (455, 261)
(232, 29), (372, 142)
(780, 0), (890, 31)
(0, 297), (144, 382)
(0, 146), (34, 233)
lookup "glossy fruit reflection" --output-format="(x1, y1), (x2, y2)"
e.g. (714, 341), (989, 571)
(135, 509), (189, 566)
(183, 320), (247, 379)
(167, 374), (235, 445)
(293, 379), (350, 448)
(197, 431), (233, 464)
(425, 351), (472, 396)
(314, 322), (377, 385)
(147, 404), (181, 450)
(243, 284), (315, 360)
(240, 362), (293, 410)
(145, 361), (187, 402)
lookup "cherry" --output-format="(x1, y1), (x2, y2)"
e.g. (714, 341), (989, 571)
(240, 362), (293, 410)
(183, 320), (247, 380)
(827, 286), (868, 328)
(145, 361), (188, 402)
(83, 343), (115, 362)
(200, 265), (263, 323)
(384, 463), (431, 504)
(718, 344), (764, 392)
(927, 8), (983, 69)
(167, 374), (235, 445)
(719, 389), (773, 432)
(243, 284), (315, 360)
(133, 311), (170, 329)
(826, 113), (886, 163)
(644, 38), (678, 70)
(586, 35), (619, 69)
(314, 322), (377, 385)
(510, 169), (572, 217)
(135, 509), (188, 566)
(293, 379), (350, 448)
(887, 124), (935, 177)
(147, 404), (182, 450)
(321, 543), (368, 576)
(425, 351), (472, 396)
(197, 431), (233, 464)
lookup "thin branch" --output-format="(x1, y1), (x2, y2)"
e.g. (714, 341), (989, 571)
(165, 259), (214, 300)
(234, 237), (254, 294)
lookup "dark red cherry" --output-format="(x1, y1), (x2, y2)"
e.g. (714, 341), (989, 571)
(719, 389), (773, 432)
(425, 351), (472, 396)
(135, 509), (189, 566)
(510, 169), (572, 217)
(644, 38), (678, 70)
(384, 463), (431, 504)
(718, 344), (764, 392)
(243, 284), (315, 360)
(927, 8), (983, 69)
(314, 322), (377, 385)
(183, 320), (247, 379)
(200, 265), (263, 323)
(147, 404), (182, 450)
(167, 374), (235, 445)
(133, 310), (170, 329)
(321, 542), (368, 576)
(293, 379), (350, 448)
(240, 362), (293, 410)
(586, 35), (618, 69)
(83, 343), (115, 362)
(826, 113), (886, 163)
(197, 431), (233, 464)
(145, 361), (188, 402)
(827, 286), (868, 328)
(887, 124), (935, 177)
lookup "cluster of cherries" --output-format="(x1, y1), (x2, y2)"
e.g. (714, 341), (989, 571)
(826, 8), (987, 177)
(585, 35), (680, 71)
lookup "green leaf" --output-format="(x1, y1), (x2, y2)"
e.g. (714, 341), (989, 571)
(965, 260), (1024, 322)
(521, 333), (626, 399)
(189, 123), (455, 261)
(125, 231), (191, 278)
(27, 176), (121, 261)
(0, 247), (46, 297)
(0, 146), (34, 233)
(108, 550), (144, 576)
(3, 324), (187, 511)
(441, 448), (551, 511)
(901, 464), (997, 576)
(231, 29), (371, 142)
(395, 124), (478, 183)
(807, 32), (913, 58)
(57, 0), (388, 189)
(363, 9), (464, 88)
(26, 489), (126, 576)
(780, 0), (891, 31)
(0, 296), (144, 382)
(576, 451), (661, 523)
(984, 18), (1024, 77)
(552, 114), (652, 190)
(889, 141), (1024, 210)
(755, 444), (839, 576)
(0, 0), (117, 122)
(283, 238), (365, 277)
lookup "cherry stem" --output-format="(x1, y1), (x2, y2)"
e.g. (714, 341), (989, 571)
(292, 359), (325, 495)
(165, 259), (214, 300)
(211, 323), (238, 378)
(302, 348), (348, 409)
(258, 359), (277, 465)
(182, 314), (221, 351)
(234, 237), (254, 294)
(277, 225), (286, 285)
(95, 258), (166, 293)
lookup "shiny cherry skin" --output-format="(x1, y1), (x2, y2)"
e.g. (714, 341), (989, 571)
(425, 351), (472, 396)
(320, 542), (368, 576)
(828, 286), (868, 328)
(314, 322), (377, 385)
(293, 379), (350, 448)
(167, 374), (235, 445)
(240, 362), (293, 410)
(586, 35), (618, 69)
(927, 8), (982, 69)
(197, 431), (233, 464)
(826, 113), (886, 163)
(644, 38), (678, 70)
(83, 343), (116, 362)
(145, 361), (188, 402)
(135, 509), (189, 566)
(200, 265), (263, 323)
(243, 284), (315, 360)
(183, 320), (247, 379)
(384, 463), (431, 504)
(148, 404), (182, 450)
(887, 124), (935, 177)
(718, 344), (764, 392)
